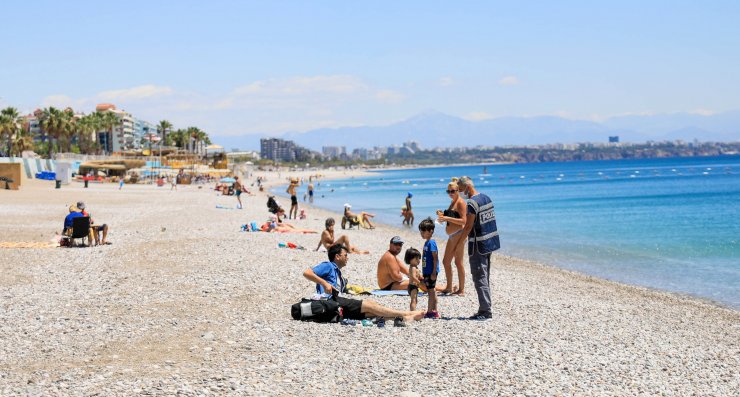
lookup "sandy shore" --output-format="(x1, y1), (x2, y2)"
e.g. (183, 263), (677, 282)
(0, 174), (738, 396)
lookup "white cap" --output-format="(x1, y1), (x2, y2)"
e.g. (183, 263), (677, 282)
(343, 203), (351, 208)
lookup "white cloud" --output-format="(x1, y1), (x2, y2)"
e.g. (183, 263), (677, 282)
(689, 108), (716, 116)
(233, 75), (367, 97)
(97, 85), (173, 101)
(40, 94), (87, 109)
(498, 76), (519, 86)
(465, 112), (493, 121)
(439, 77), (454, 87)
(33, 76), (405, 136)
(375, 89), (404, 104)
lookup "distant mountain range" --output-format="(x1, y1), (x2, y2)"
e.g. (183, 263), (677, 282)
(215, 110), (740, 151)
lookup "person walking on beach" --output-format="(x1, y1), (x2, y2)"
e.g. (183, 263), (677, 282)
(436, 181), (468, 295)
(170, 176), (177, 191)
(315, 218), (369, 254)
(233, 176), (245, 209)
(308, 182), (314, 203)
(287, 180), (298, 219)
(457, 176), (500, 320)
(303, 244), (425, 323)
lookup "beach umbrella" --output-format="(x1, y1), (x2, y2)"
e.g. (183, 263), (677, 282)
(220, 177), (236, 183)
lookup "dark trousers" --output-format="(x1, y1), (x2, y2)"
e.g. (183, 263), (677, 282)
(469, 251), (492, 315)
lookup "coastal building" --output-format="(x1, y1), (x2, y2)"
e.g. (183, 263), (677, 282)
(322, 146), (346, 159)
(260, 138), (319, 163)
(94, 104), (155, 153)
(403, 141), (421, 152)
(226, 150), (261, 161)
(134, 119), (158, 150)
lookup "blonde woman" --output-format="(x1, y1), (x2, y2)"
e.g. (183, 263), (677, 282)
(436, 181), (467, 295)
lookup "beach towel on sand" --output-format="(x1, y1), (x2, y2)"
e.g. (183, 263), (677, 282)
(0, 242), (58, 248)
(345, 285), (414, 296)
(369, 290), (411, 296)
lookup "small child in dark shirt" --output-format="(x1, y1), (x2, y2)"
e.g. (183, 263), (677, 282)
(419, 218), (440, 319)
(404, 247), (423, 311)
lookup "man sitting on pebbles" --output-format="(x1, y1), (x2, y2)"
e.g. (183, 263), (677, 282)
(303, 244), (424, 324)
(315, 218), (369, 254)
(376, 236), (412, 291)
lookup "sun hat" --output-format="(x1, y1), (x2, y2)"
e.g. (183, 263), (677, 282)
(390, 236), (404, 245)
(344, 203), (351, 208)
(76, 201), (86, 210)
(69, 205), (81, 213)
(407, 192), (413, 197)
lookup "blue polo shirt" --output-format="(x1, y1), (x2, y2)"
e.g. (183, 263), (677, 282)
(311, 261), (345, 296)
(64, 212), (84, 230)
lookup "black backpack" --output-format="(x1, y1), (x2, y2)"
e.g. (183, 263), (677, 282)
(291, 298), (342, 323)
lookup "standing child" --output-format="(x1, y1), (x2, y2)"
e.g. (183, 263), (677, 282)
(404, 248), (423, 311)
(419, 218), (440, 318)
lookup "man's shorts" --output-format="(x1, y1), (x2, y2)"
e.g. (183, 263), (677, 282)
(291, 195), (298, 205)
(336, 296), (365, 320)
(423, 275), (437, 289)
(236, 190), (242, 197)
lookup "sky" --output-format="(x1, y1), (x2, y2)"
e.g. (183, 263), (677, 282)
(2, 1), (739, 148)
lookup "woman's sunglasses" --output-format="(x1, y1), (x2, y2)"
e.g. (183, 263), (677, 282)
(446, 189), (458, 194)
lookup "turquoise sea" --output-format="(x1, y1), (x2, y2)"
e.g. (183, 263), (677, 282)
(275, 155), (740, 308)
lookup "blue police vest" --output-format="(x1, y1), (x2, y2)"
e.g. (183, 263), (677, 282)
(467, 193), (500, 255)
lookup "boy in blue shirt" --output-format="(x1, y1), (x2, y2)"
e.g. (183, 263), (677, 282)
(419, 218), (440, 319)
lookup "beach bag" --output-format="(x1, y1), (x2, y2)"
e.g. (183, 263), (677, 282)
(291, 298), (342, 323)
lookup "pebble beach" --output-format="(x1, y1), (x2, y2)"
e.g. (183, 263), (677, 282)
(1, 173), (738, 396)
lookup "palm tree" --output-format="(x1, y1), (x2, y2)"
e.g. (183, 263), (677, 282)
(11, 131), (35, 156)
(1, 107), (21, 156)
(157, 120), (173, 146)
(169, 128), (188, 150)
(39, 107), (70, 157)
(97, 110), (119, 153)
(75, 114), (99, 154)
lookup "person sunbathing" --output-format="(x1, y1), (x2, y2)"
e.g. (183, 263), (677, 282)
(260, 220), (317, 234)
(315, 218), (369, 254)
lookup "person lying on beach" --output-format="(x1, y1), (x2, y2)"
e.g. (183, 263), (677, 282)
(303, 244), (425, 323)
(260, 219), (317, 234)
(315, 218), (369, 254)
(343, 204), (375, 229)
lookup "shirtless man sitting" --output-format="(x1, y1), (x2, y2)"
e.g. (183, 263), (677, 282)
(377, 236), (411, 290)
(315, 218), (369, 254)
